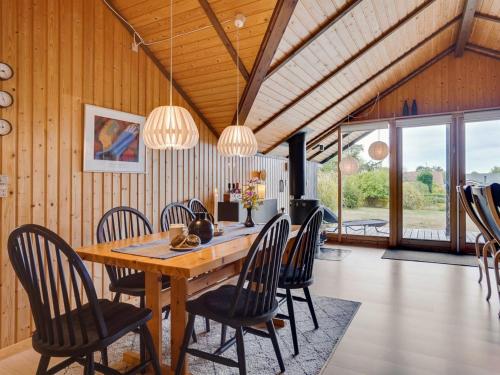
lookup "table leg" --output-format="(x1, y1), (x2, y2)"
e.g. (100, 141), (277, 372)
(170, 276), (189, 375)
(145, 272), (163, 363)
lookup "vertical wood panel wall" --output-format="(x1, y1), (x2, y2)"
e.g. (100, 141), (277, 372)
(0, 0), (314, 348)
(361, 52), (500, 119)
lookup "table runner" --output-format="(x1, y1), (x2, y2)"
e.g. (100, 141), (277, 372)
(111, 223), (264, 260)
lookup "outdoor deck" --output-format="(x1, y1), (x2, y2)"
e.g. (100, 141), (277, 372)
(328, 226), (480, 243)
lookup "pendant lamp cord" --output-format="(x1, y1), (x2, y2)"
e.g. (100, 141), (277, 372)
(236, 25), (240, 126)
(377, 92), (380, 141)
(169, 0), (173, 106)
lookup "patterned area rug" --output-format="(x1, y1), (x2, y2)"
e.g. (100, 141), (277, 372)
(62, 295), (360, 375)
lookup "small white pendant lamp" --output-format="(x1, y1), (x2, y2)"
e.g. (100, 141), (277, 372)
(339, 155), (359, 175)
(217, 14), (258, 157)
(368, 95), (388, 160)
(143, 0), (199, 150)
(339, 125), (359, 175)
(368, 140), (389, 160)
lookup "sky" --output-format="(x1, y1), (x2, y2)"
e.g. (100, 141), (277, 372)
(350, 120), (500, 173)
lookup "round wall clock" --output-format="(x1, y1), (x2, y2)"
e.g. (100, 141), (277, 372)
(0, 91), (13, 108)
(0, 119), (12, 136)
(0, 63), (13, 81)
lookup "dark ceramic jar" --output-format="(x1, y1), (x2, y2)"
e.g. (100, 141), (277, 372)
(188, 212), (214, 244)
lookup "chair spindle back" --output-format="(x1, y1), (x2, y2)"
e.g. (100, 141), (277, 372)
(96, 206), (153, 287)
(8, 224), (106, 348)
(231, 214), (291, 319)
(187, 198), (214, 222)
(283, 206), (323, 286)
(160, 203), (195, 231)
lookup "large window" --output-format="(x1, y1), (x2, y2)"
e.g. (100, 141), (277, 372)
(399, 117), (451, 242)
(317, 133), (339, 235)
(340, 122), (390, 237)
(465, 112), (500, 243)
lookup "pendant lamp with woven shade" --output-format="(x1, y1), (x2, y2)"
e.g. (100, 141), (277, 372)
(143, 0), (199, 150)
(217, 14), (258, 157)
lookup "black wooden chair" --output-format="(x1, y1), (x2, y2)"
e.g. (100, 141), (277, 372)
(96, 207), (171, 307)
(159, 203), (211, 333)
(7, 224), (161, 375)
(187, 198), (215, 223)
(175, 213), (291, 375)
(97, 207), (200, 348)
(457, 185), (496, 299)
(160, 203), (195, 231)
(473, 184), (500, 315)
(276, 206), (323, 355)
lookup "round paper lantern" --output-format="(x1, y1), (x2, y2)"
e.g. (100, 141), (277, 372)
(368, 141), (389, 160)
(339, 155), (359, 175)
(143, 105), (199, 150)
(217, 125), (258, 157)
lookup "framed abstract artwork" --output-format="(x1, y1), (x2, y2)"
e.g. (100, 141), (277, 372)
(83, 104), (146, 173)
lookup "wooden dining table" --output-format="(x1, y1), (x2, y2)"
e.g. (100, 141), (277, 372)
(75, 221), (300, 375)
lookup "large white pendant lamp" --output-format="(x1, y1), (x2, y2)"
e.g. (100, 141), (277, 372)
(217, 14), (258, 157)
(143, 0), (199, 150)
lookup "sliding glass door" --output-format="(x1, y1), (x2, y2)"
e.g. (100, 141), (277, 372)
(340, 122), (390, 237)
(319, 109), (500, 252)
(398, 116), (452, 245)
(463, 111), (500, 245)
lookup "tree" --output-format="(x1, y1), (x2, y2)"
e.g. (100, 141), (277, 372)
(417, 169), (433, 193)
(491, 166), (500, 174)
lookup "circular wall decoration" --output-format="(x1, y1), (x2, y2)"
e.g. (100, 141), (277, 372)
(0, 91), (13, 108)
(0, 63), (13, 81)
(0, 119), (12, 136)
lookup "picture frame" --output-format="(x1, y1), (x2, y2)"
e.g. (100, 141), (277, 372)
(83, 104), (146, 173)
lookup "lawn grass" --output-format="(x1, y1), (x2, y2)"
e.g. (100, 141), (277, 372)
(343, 206), (446, 229)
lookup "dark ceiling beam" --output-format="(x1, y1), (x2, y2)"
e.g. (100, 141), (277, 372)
(475, 11), (500, 23)
(320, 131), (372, 164)
(104, 0), (219, 137)
(261, 16), (459, 155)
(265, 0), (363, 79)
(466, 43), (500, 60)
(232, 0), (298, 125)
(307, 46), (454, 154)
(455, 0), (479, 57)
(309, 135), (341, 160)
(198, 0), (249, 81)
(253, 0), (436, 135)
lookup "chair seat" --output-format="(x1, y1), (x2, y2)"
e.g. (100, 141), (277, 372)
(33, 299), (151, 357)
(187, 285), (278, 327)
(111, 272), (171, 296)
(278, 265), (313, 289)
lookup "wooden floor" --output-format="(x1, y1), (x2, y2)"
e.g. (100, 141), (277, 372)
(1, 246), (500, 374)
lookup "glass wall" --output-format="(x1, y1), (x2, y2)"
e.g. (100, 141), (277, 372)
(400, 122), (450, 241)
(317, 133), (339, 235)
(340, 123), (390, 237)
(465, 117), (500, 243)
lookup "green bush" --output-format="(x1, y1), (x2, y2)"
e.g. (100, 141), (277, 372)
(343, 177), (361, 208)
(357, 169), (389, 207)
(317, 171), (338, 211)
(403, 182), (425, 209)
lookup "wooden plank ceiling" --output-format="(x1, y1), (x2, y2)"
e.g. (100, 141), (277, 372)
(110, 0), (279, 134)
(108, 0), (499, 160)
